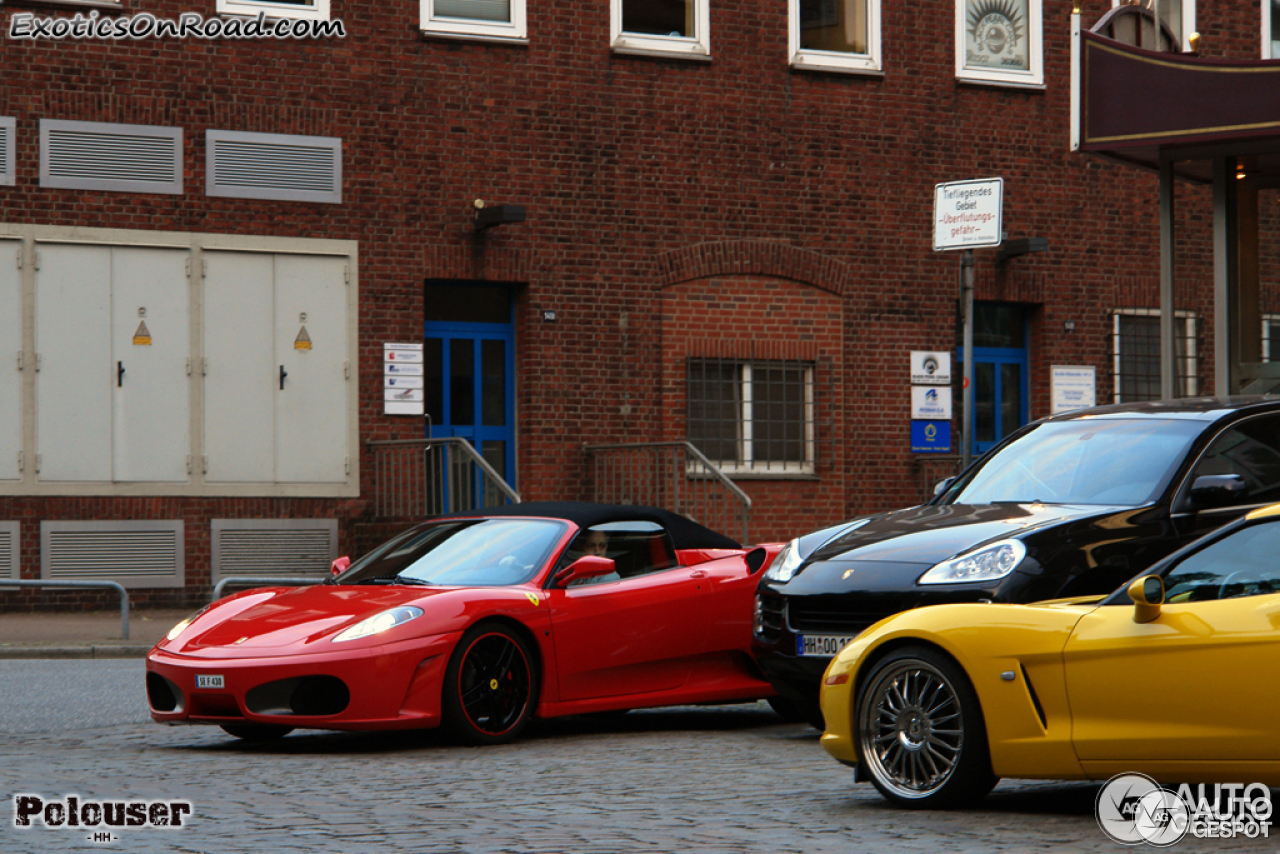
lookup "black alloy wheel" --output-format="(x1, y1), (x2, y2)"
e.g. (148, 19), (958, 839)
(442, 622), (538, 746)
(855, 646), (997, 808)
(219, 723), (294, 741)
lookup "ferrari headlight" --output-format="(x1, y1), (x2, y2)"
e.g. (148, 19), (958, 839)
(763, 540), (804, 583)
(918, 540), (1026, 585)
(333, 606), (424, 643)
(165, 605), (211, 641)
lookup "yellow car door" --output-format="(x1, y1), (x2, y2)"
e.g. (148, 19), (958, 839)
(1062, 515), (1280, 777)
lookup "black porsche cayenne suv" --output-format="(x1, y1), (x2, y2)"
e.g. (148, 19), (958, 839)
(754, 397), (1280, 727)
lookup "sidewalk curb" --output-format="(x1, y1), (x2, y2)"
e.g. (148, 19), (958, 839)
(0, 645), (153, 659)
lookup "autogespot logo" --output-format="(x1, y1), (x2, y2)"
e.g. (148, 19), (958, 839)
(1096, 774), (1273, 845)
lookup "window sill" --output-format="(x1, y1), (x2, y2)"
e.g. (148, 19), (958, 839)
(955, 75), (1046, 92)
(419, 29), (529, 46)
(789, 56), (883, 77)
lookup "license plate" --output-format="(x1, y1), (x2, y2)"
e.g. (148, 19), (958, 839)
(195, 674), (225, 689)
(796, 634), (856, 657)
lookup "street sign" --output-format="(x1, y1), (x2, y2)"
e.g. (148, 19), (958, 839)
(933, 178), (1003, 251)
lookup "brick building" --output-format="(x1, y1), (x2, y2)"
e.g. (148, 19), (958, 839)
(0, 0), (1276, 608)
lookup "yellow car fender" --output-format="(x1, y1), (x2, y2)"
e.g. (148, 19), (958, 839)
(820, 601), (1098, 781)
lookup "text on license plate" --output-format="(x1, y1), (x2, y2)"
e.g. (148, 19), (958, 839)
(196, 674), (225, 689)
(797, 634), (856, 657)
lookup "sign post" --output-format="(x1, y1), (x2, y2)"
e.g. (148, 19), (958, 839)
(933, 178), (1003, 470)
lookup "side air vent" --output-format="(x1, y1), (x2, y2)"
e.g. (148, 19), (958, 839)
(206, 130), (341, 204)
(0, 521), (17, 579)
(0, 117), (14, 186)
(40, 120), (182, 194)
(41, 520), (184, 589)
(211, 518), (338, 583)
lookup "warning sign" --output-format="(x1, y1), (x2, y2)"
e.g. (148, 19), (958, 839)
(133, 321), (152, 346)
(294, 326), (312, 350)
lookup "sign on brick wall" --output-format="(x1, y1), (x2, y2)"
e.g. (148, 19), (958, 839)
(933, 178), (1003, 251)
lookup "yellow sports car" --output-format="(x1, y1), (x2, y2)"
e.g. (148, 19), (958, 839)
(819, 503), (1280, 808)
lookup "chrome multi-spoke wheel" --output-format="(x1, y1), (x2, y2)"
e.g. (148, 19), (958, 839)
(856, 648), (996, 808)
(442, 622), (538, 745)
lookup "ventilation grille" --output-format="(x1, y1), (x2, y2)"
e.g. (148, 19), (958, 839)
(0, 522), (16, 579)
(40, 120), (182, 194)
(212, 519), (337, 581)
(42, 521), (184, 589)
(207, 131), (341, 204)
(0, 118), (13, 186)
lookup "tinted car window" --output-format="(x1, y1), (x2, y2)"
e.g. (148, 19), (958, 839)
(337, 519), (567, 586)
(1188, 416), (1280, 506)
(950, 418), (1205, 505)
(1163, 520), (1280, 602)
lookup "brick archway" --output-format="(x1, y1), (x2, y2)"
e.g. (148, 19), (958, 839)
(655, 240), (850, 296)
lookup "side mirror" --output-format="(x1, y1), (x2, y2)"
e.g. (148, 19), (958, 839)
(1128, 574), (1165, 623)
(933, 476), (955, 497)
(1188, 474), (1248, 510)
(554, 556), (616, 588)
(330, 556), (351, 578)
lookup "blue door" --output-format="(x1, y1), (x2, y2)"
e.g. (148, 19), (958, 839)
(423, 321), (516, 490)
(958, 304), (1030, 457)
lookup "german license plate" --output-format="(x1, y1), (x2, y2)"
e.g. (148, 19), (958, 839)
(195, 674), (225, 689)
(796, 634), (856, 657)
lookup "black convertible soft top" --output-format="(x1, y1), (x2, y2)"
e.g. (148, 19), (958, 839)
(446, 501), (742, 550)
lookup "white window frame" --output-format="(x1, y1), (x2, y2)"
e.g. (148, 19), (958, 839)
(1112, 308), (1198, 403)
(420, 0), (527, 43)
(955, 0), (1044, 88)
(789, 0), (881, 75)
(1265, 0), (1279, 58)
(1110, 0), (1195, 51)
(217, 0), (331, 22)
(688, 360), (816, 477)
(611, 0), (710, 60)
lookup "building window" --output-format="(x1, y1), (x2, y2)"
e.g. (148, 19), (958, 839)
(956, 0), (1043, 87)
(218, 0), (331, 22)
(790, 0), (881, 74)
(611, 0), (710, 59)
(421, 0), (526, 42)
(1112, 309), (1198, 402)
(1110, 0), (1194, 50)
(687, 359), (815, 475)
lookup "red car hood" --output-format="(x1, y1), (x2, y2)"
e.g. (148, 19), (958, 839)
(168, 585), (463, 653)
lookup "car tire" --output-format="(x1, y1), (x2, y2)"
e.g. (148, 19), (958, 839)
(441, 621), (539, 746)
(855, 646), (997, 809)
(219, 724), (294, 741)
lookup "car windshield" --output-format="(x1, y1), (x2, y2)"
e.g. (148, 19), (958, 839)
(949, 417), (1206, 506)
(336, 518), (567, 587)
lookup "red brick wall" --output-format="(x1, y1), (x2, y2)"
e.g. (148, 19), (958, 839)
(0, 0), (1273, 606)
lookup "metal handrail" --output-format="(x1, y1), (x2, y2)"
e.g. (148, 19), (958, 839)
(211, 576), (321, 603)
(584, 441), (751, 544)
(584, 441), (752, 508)
(367, 437), (521, 517)
(0, 579), (130, 640)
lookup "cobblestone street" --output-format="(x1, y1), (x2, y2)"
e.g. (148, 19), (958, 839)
(3, 661), (1276, 853)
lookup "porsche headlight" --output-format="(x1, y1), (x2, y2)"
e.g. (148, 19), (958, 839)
(165, 605), (211, 641)
(918, 540), (1026, 585)
(333, 606), (424, 643)
(763, 539), (804, 583)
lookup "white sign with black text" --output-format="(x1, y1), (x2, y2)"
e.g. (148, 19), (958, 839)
(384, 343), (425, 415)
